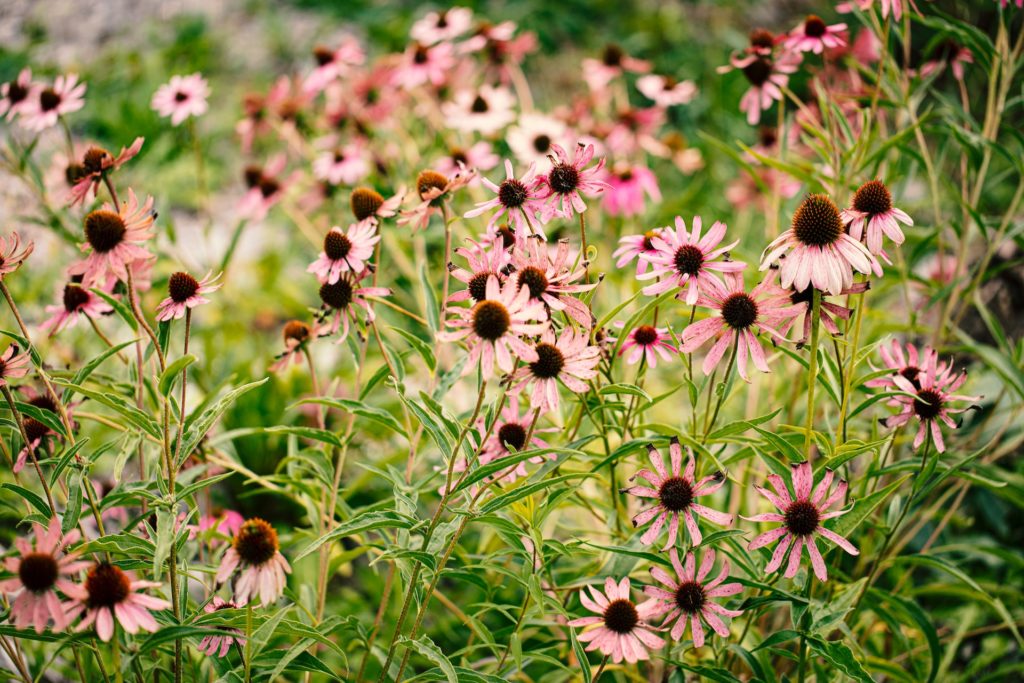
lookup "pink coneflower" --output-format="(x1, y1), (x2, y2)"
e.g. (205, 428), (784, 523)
(465, 160), (545, 235)
(717, 48), (800, 125)
(537, 143), (608, 221)
(399, 167), (476, 231)
(507, 113), (569, 172)
(510, 327), (601, 412)
(642, 548), (743, 647)
(613, 229), (665, 275)
(680, 273), (801, 382)
(155, 271), (221, 322)
(747, 462), (858, 582)
(866, 340), (943, 392)
(919, 40), (973, 82)
(636, 74), (698, 107)
(510, 237), (596, 328)
(67, 138), (144, 207)
(663, 132), (705, 175)
(64, 563), (170, 641)
(40, 279), (113, 335)
(0, 232), (33, 278)
(601, 164), (660, 218)
(394, 42), (456, 89)
(411, 7), (474, 44)
(0, 345), (31, 387)
(442, 85), (516, 135)
(611, 323), (677, 367)
(13, 391), (73, 473)
(68, 189), (155, 286)
(781, 282), (868, 346)
(637, 215), (746, 305)
(785, 16), (847, 54)
(350, 186), (404, 227)
(307, 223), (380, 284)
(435, 143), (499, 180)
(841, 180), (912, 260)
(568, 577), (664, 664)
(216, 518), (291, 606)
(151, 73), (209, 126)
(197, 598), (246, 657)
(438, 275), (546, 377)
(760, 194), (879, 296)
(0, 68), (33, 120)
(622, 439), (732, 549)
(0, 519), (89, 634)
(583, 44), (651, 92)
(726, 167), (801, 212)
(238, 156), (290, 221)
(447, 236), (512, 304)
(313, 141), (370, 186)
(886, 353), (980, 453)
(269, 320), (322, 373)
(605, 106), (666, 158)
(304, 38), (365, 93)
(838, 0), (904, 20)
(318, 272), (390, 343)
(195, 508), (246, 540)
(20, 74), (86, 131)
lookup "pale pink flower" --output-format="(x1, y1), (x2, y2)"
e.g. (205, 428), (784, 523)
(393, 42), (456, 89)
(726, 167), (801, 212)
(583, 44), (651, 92)
(886, 352), (980, 453)
(507, 113), (569, 172)
(304, 38), (365, 93)
(195, 509), (246, 541)
(215, 518), (291, 607)
(412, 7), (474, 44)
(510, 237), (596, 328)
(0, 68), (33, 120)
(318, 272), (390, 343)
(438, 275), (546, 377)
(442, 85), (516, 135)
(0, 345), (31, 387)
(20, 74), (86, 131)
(459, 22), (536, 72)
(680, 273), (801, 382)
(435, 142), (499, 180)
(151, 73), (209, 126)
(780, 282), (868, 346)
(642, 548), (743, 647)
(610, 323), (676, 367)
(269, 320), (323, 373)
(637, 216), (746, 305)
(64, 563), (171, 641)
(747, 462), (858, 582)
(238, 155), (290, 221)
(636, 74), (698, 107)
(67, 138), (144, 207)
(155, 271), (221, 322)
(307, 222), (380, 284)
(919, 41), (973, 81)
(447, 235), (512, 304)
(537, 142), (608, 221)
(0, 232), (33, 277)
(510, 326), (601, 413)
(40, 279), (113, 335)
(198, 598), (246, 657)
(68, 189), (155, 286)
(465, 160), (545, 236)
(718, 48), (800, 125)
(760, 194), (879, 296)
(399, 167), (475, 232)
(568, 577), (664, 664)
(313, 141), (370, 186)
(838, 0), (905, 20)
(866, 340), (944, 392)
(601, 164), (660, 217)
(13, 390), (75, 474)
(841, 180), (912, 261)
(0, 519), (89, 633)
(784, 16), (847, 54)
(612, 229), (665, 275)
(622, 438), (732, 549)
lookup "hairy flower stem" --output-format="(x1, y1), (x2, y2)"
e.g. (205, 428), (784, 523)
(1, 385), (56, 514)
(593, 654), (610, 681)
(804, 290), (822, 462)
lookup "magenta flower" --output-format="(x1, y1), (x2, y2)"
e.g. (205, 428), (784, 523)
(307, 222), (380, 284)
(886, 353), (980, 453)
(0, 68), (33, 121)
(838, 0), (904, 20)
(784, 15), (847, 54)
(438, 275), (547, 378)
(411, 7), (474, 45)
(313, 141), (370, 186)
(269, 320), (323, 373)
(0, 232), (34, 278)
(919, 41), (973, 82)
(637, 215), (746, 305)
(622, 438), (733, 549)
(747, 462), (858, 582)
(717, 32), (800, 125)
(216, 518), (291, 607)
(238, 155), (290, 221)
(780, 282), (868, 346)
(447, 235), (512, 304)
(0, 519), (89, 634)
(510, 327), (601, 413)
(568, 577), (664, 664)
(318, 272), (390, 343)
(761, 194), (879, 296)
(510, 237), (596, 328)
(537, 142), (609, 221)
(151, 73), (209, 126)
(39, 279), (113, 335)
(601, 164), (661, 217)
(192, 508), (246, 543)
(67, 138), (144, 207)
(680, 273), (801, 382)
(841, 180), (913, 260)
(582, 44), (651, 92)
(612, 228), (665, 275)
(393, 42), (456, 89)
(399, 167), (476, 232)
(68, 189), (156, 286)
(642, 548), (743, 647)
(866, 339), (943, 392)
(304, 38), (365, 93)
(155, 271), (221, 322)
(610, 323), (677, 367)
(198, 598), (246, 657)
(20, 74), (86, 131)
(0, 344), (31, 387)
(464, 160), (546, 235)
(64, 563), (171, 641)
(435, 142), (499, 180)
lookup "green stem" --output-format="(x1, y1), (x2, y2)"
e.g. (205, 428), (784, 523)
(804, 291), (822, 462)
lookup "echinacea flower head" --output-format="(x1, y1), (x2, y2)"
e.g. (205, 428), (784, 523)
(238, 155), (290, 221)
(537, 143), (608, 221)
(40, 279), (114, 335)
(865, 339), (943, 392)
(67, 138), (144, 206)
(68, 189), (156, 286)
(1, 68), (33, 120)
(216, 518), (292, 607)
(447, 235), (512, 304)
(919, 40), (973, 82)
(642, 548), (743, 647)
(304, 38), (365, 93)
(568, 577), (664, 664)
(465, 160), (545, 236)
(784, 15), (847, 54)
(837, 0), (904, 20)
(307, 222), (380, 284)
(613, 229), (664, 275)
(583, 44), (651, 92)
(269, 320), (322, 372)
(156, 271), (221, 322)
(411, 6), (474, 44)
(19, 74), (86, 131)
(64, 563), (170, 641)
(506, 113), (568, 171)
(622, 438), (733, 549)
(636, 74), (698, 107)
(510, 237), (596, 328)
(435, 142), (499, 180)
(0, 232), (34, 277)
(438, 275), (547, 377)
(318, 272), (390, 343)
(399, 166), (476, 231)
(886, 352), (980, 453)
(717, 49), (800, 125)
(510, 326), (601, 413)
(680, 273), (801, 382)
(601, 164), (661, 218)
(151, 73), (209, 126)
(610, 323), (677, 368)
(13, 391), (73, 473)
(350, 186), (404, 227)
(442, 85), (516, 135)
(636, 215), (746, 305)
(841, 180), (912, 259)
(0, 518), (90, 634)
(781, 282), (868, 346)
(394, 42), (456, 89)
(747, 462), (858, 582)
(198, 598), (246, 657)
(0, 344), (31, 387)
(760, 194), (879, 296)
(313, 141), (370, 186)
